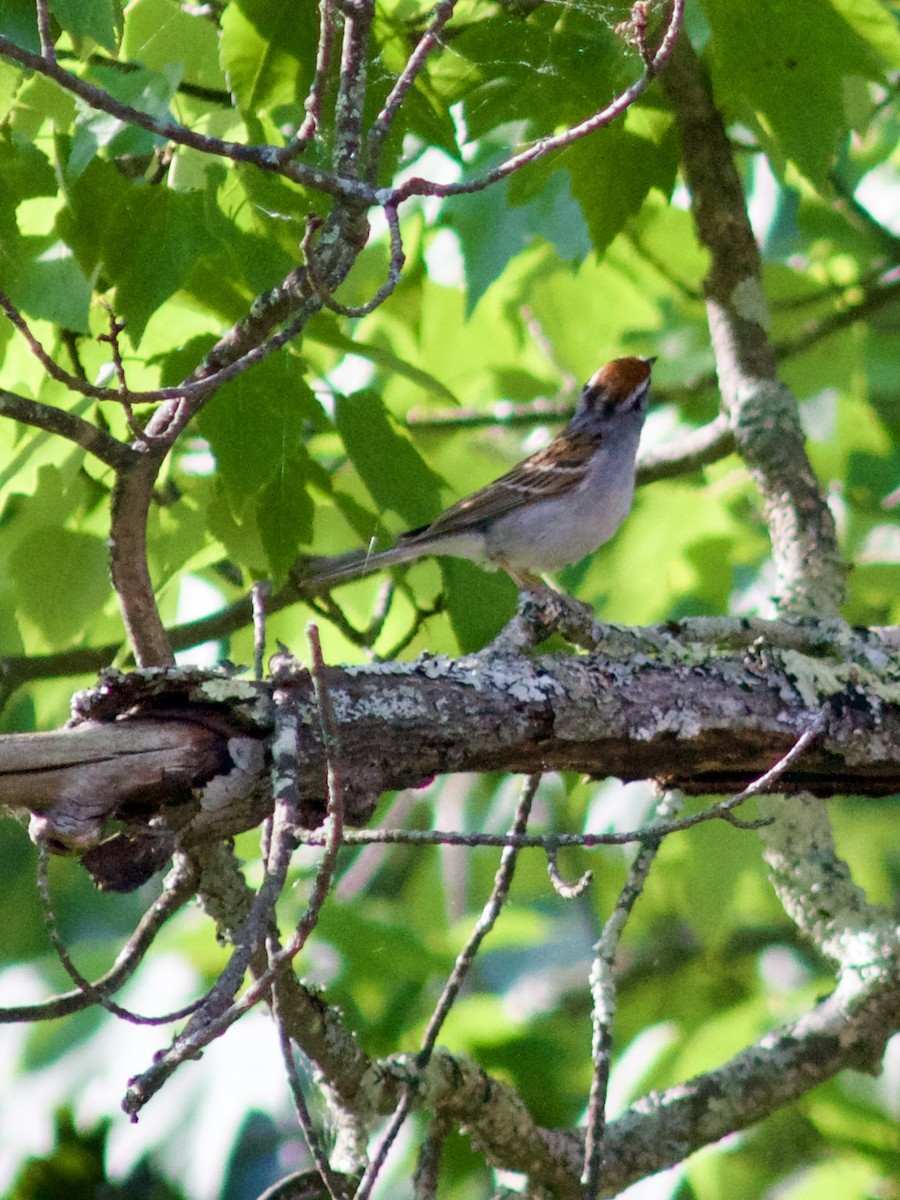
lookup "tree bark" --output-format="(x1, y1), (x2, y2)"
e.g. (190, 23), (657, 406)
(3, 622), (898, 888)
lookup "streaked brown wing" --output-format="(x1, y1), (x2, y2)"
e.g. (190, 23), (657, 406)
(407, 428), (600, 541)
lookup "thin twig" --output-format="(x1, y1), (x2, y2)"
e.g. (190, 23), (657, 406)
(828, 168), (900, 258)
(365, 0), (458, 179)
(294, 796), (768, 853)
(354, 773), (541, 1200)
(546, 849), (592, 900)
(279, 0), (336, 158)
(252, 580), (271, 682)
(255, 1170), (347, 1200)
(413, 1120), (448, 1200)
(35, 845), (205, 1025)
(716, 710), (829, 815)
(99, 304), (129, 392)
(406, 395), (736, 486)
(579, 710), (829, 1193)
(519, 304), (578, 393)
(0, 287), (123, 403)
(404, 271), (899, 437)
(35, 0), (55, 61)
(281, 620), (348, 958)
(405, 392), (573, 431)
(0, 36), (377, 204)
(636, 414), (735, 485)
(387, 0), (685, 205)
(581, 790), (682, 1196)
(307, 578), (399, 653)
(296, 714), (828, 856)
(773, 274), (900, 364)
(0, 853), (198, 1023)
(376, 596), (444, 661)
(0, 285), (308, 411)
(98, 304), (145, 438)
(302, 204), (405, 317)
(0, 386), (133, 470)
(270, 931), (346, 1200)
(122, 694), (302, 1113)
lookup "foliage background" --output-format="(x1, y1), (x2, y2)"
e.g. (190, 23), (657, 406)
(0, 0), (898, 1196)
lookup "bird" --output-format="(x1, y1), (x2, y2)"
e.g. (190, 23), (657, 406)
(302, 355), (655, 593)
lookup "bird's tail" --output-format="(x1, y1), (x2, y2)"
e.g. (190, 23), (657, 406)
(294, 539), (427, 593)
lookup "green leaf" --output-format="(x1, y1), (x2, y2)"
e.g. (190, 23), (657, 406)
(8, 526), (111, 643)
(507, 154), (592, 263)
(499, 242), (661, 385)
(4, 237), (92, 331)
(441, 150), (533, 312)
(566, 107), (679, 257)
(123, 0), (224, 90)
(68, 64), (175, 179)
(0, 141), (86, 327)
(0, 585), (26, 656)
(0, 134), (56, 204)
(334, 389), (445, 525)
(830, 0), (900, 68)
(309, 318), (461, 403)
(48, 0), (123, 52)
(704, 0), (889, 186)
(441, 557), (517, 651)
(219, 0), (319, 115)
(57, 160), (221, 342)
(451, 3), (626, 144)
(197, 355), (327, 504)
(256, 451), (315, 583)
(1, 0), (44, 49)
(442, 144), (594, 311)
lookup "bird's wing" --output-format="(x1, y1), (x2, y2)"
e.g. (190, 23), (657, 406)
(402, 428), (600, 543)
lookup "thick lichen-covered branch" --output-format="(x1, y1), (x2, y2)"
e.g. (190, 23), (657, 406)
(5, 635), (899, 864)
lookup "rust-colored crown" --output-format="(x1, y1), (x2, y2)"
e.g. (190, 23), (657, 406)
(587, 355), (655, 399)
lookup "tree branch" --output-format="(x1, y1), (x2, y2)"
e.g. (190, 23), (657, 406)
(583, 791), (680, 1196)
(279, 0), (336, 157)
(5, 633), (899, 871)
(661, 37), (846, 618)
(364, 0), (458, 182)
(0, 386), (133, 469)
(332, 0), (374, 180)
(0, 36), (377, 205)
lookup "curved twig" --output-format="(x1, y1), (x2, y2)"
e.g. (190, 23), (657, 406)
(0, 853), (199, 1023)
(545, 849), (592, 900)
(302, 204), (405, 317)
(636, 413), (735, 484)
(278, 0), (336, 158)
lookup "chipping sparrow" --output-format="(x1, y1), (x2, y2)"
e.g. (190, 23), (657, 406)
(305, 356), (655, 591)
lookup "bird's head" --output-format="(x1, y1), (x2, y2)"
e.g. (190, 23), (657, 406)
(577, 355), (656, 423)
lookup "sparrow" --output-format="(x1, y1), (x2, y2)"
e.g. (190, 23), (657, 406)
(303, 356), (655, 592)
